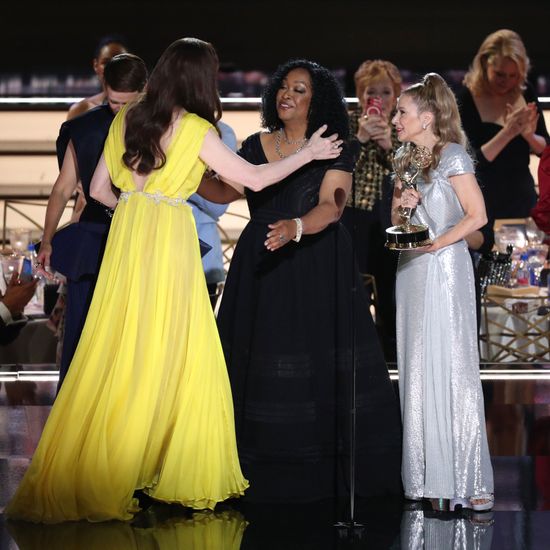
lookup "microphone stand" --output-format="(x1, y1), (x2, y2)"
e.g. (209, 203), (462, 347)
(335, 144), (364, 540)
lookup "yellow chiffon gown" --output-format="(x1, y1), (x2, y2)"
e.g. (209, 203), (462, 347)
(6, 110), (248, 523)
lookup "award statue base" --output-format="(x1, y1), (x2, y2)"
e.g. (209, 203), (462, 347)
(385, 224), (432, 250)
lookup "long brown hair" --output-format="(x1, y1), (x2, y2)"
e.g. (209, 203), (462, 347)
(123, 38), (222, 175)
(393, 73), (467, 182)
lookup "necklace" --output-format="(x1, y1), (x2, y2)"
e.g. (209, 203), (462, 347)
(281, 128), (307, 145)
(275, 128), (308, 158)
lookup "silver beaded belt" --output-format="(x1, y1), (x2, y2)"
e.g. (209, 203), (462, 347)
(119, 190), (188, 207)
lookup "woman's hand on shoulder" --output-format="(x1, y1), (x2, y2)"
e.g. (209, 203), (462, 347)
(305, 125), (343, 160)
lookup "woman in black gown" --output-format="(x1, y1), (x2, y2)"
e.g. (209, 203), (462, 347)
(457, 29), (549, 220)
(217, 60), (402, 502)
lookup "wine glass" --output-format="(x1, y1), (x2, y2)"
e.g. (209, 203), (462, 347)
(7, 228), (31, 255)
(495, 226), (526, 253)
(526, 219), (545, 245)
(1, 254), (24, 285)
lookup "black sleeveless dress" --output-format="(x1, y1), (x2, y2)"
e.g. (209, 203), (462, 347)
(217, 133), (402, 502)
(457, 85), (550, 219)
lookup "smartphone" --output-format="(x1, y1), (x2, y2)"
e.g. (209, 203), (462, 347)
(365, 97), (383, 117)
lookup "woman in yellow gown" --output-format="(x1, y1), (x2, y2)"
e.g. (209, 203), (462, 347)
(6, 38), (342, 524)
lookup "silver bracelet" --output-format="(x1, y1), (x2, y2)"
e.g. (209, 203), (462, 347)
(292, 217), (303, 242)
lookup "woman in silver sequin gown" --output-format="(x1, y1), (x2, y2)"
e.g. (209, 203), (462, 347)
(390, 73), (494, 511)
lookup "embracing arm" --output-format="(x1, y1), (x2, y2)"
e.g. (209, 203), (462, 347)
(196, 173), (244, 204)
(90, 154), (118, 208)
(199, 126), (341, 193)
(429, 173), (487, 251)
(264, 169), (351, 251)
(37, 141), (80, 267)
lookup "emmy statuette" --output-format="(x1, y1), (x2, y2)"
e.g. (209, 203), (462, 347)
(386, 144), (433, 250)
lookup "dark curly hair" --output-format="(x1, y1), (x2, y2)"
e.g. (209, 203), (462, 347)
(261, 59), (350, 140)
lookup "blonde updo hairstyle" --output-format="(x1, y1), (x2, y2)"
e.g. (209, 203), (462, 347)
(463, 29), (529, 97)
(393, 73), (467, 182)
(354, 59), (402, 109)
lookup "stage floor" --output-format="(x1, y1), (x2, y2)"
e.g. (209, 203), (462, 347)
(0, 367), (549, 549)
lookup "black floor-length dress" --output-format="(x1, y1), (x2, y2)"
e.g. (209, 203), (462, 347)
(217, 133), (402, 502)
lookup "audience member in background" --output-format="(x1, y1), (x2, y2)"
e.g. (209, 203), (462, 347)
(340, 59), (402, 360)
(66, 36), (130, 221)
(0, 273), (37, 345)
(37, 54), (147, 391)
(67, 35), (129, 121)
(458, 29), (549, 220)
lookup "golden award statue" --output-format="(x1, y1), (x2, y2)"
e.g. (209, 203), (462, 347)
(386, 144), (433, 250)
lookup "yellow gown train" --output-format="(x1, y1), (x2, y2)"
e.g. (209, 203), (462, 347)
(6, 111), (248, 523)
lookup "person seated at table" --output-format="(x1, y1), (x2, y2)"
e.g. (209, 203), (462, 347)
(37, 54), (147, 391)
(0, 273), (37, 345)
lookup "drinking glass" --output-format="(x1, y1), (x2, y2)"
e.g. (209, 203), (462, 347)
(527, 244), (549, 285)
(1, 254), (24, 285)
(7, 228), (31, 255)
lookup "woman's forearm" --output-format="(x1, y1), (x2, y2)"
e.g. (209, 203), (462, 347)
(236, 147), (316, 191)
(300, 201), (342, 235)
(199, 127), (341, 192)
(480, 126), (516, 162)
(90, 186), (118, 208)
(523, 132), (547, 155)
(433, 212), (487, 250)
(197, 176), (243, 203)
(89, 155), (118, 208)
(42, 189), (72, 244)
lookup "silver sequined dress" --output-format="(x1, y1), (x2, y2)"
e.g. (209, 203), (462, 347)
(396, 143), (494, 499)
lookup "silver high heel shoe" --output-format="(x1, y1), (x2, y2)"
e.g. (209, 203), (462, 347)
(470, 494), (494, 512)
(449, 494), (494, 512)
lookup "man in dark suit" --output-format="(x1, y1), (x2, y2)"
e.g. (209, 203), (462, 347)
(36, 54), (147, 390)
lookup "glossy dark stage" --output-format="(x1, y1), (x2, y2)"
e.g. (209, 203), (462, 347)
(0, 364), (549, 549)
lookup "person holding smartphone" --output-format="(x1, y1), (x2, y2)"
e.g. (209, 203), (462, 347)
(340, 59), (402, 361)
